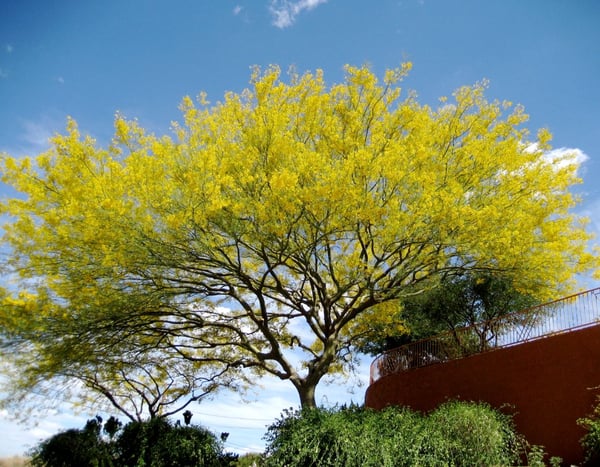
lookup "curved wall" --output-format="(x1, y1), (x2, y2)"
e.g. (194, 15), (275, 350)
(365, 324), (600, 465)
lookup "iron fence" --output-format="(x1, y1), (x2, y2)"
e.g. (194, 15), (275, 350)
(369, 287), (600, 384)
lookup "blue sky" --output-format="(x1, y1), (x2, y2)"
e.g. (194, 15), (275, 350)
(1, 0), (599, 457)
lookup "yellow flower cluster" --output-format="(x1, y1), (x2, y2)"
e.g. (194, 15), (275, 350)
(0, 63), (596, 372)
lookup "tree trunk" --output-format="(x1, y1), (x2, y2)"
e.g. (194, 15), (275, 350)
(296, 382), (317, 409)
(293, 344), (336, 409)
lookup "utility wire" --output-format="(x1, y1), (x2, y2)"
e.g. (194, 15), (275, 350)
(194, 411), (275, 422)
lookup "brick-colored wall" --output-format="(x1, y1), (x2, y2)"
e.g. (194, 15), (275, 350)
(364, 324), (600, 465)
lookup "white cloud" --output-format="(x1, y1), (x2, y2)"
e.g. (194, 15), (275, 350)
(0, 116), (64, 157)
(0, 409), (88, 457)
(28, 420), (65, 440)
(183, 384), (297, 454)
(233, 5), (243, 15)
(5, 44), (13, 54)
(20, 119), (55, 150)
(57, 76), (65, 84)
(269, 0), (327, 28)
(524, 144), (589, 174)
(544, 146), (589, 169)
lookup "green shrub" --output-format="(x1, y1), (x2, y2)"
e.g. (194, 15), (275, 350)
(30, 415), (229, 467)
(578, 399), (600, 466)
(29, 416), (113, 467)
(115, 417), (224, 467)
(263, 402), (523, 467)
(425, 401), (522, 466)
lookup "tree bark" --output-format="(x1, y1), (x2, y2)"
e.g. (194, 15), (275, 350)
(296, 382), (317, 409)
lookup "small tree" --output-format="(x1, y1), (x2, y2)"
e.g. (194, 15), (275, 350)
(358, 273), (540, 355)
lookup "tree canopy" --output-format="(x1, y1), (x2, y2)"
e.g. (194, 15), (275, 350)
(0, 64), (597, 408)
(355, 273), (541, 356)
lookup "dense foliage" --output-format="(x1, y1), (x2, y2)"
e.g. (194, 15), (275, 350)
(29, 403), (579, 466)
(29, 416), (113, 467)
(358, 273), (540, 355)
(263, 402), (524, 466)
(1, 64), (597, 410)
(29, 416), (231, 467)
(578, 398), (600, 466)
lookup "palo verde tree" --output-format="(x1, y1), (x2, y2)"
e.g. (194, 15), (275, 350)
(0, 64), (597, 408)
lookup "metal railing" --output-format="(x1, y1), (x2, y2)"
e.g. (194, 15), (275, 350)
(369, 287), (600, 384)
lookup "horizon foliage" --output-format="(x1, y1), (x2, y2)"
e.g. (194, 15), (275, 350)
(0, 63), (597, 409)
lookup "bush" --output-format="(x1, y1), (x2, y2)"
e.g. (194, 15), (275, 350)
(115, 417), (225, 467)
(263, 402), (524, 467)
(29, 416), (113, 467)
(30, 415), (230, 467)
(578, 399), (600, 466)
(424, 401), (522, 466)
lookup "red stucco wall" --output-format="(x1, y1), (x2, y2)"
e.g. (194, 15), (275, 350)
(365, 324), (600, 465)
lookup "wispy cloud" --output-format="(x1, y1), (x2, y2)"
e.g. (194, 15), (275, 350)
(2, 117), (63, 157)
(21, 120), (55, 149)
(1, 45), (13, 79)
(582, 198), (600, 238)
(269, 0), (327, 28)
(233, 5), (243, 15)
(525, 144), (589, 174)
(539, 147), (589, 178)
(544, 146), (589, 169)
(0, 406), (87, 457)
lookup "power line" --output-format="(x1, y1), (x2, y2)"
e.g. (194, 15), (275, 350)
(224, 440), (262, 451)
(194, 411), (275, 422)
(203, 423), (266, 430)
